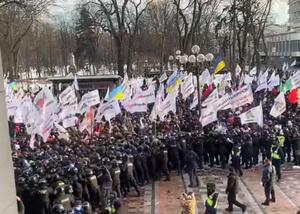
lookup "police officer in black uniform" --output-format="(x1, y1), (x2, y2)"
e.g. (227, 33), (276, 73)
(185, 146), (199, 187)
(159, 144), (170, 181)
(111, 159), (121, 198)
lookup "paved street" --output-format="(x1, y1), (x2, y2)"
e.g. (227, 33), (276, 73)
(120, 165), (300, 214)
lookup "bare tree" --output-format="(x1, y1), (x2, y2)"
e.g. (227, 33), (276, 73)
(147, 0), (175, 71)
(89, 0), (152, 77)
(249, 0), (272, 70)
(173, 0), (216, 53)
(216, 0), (272, 76)
(0, 0), (52, 79)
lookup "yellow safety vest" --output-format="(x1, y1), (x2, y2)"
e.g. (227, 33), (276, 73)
(277, 136), (285, 147)
(206, 193), (218, 208)
(271, 150), (281, 160)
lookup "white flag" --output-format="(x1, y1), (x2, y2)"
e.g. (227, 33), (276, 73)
(270, 93), (286, 118)
(149, 84), (164, 121)
(291, 60), (297, 67)
(291, 71), (300, 88)
(33, 87), (58, 119)
(104, 87), (110, 101)
(59, 86), (77, 105)
(63, 116), (78, 128)
(72, 75), (79, 90)
(200, 69), (212, 85)
(282, 62), (289, 72)
(181, 73), (195, 100)
(217, 94), (232, 111)
(158, 88), (177, 120)
(231, 86), (254, 109)
(133, 85), (156, 104)
(78, 90), (100, 113)
(29, 135), (35, 149)
(249, 67), (257, 76)
(267, 72), (280, 90)
(255, 70), (268, 92)
(200, 106), (217, 127)
(190, 91), (198, 110)
(95, 100), (121, 121)
(202, 89), (218, 107)
(38, 115), (55, 142)
(235, 64), (242, 77)
(239, 103), (263, 127)
(159, 72), (168, 83)
(244, 74), (255, 85)
(123, 99), (148, 114)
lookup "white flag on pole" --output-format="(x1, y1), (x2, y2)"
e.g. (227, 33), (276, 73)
(72, 75), (79, 91)
(235, 64), (242, 77)
(95, 100), (121, 121)
(149, 84), (165, 121)
(202, 89), (218, 107)
(158, 88), (177, 120)
(200, 69), (212, 85)
(190, 91), (198, 110)
(230, 86), (254, 109)
(62, 116), (78, 128)
(59, 86), (77, 105)
(291, 71), (300, 88)
(78, 90), (100, 113)
(159, 72), (168, 83)
(181, 73), (195, 100)
(104, 87), (110, 101)
(29, 135), (35, 149)
(123, 99), (148, 113)
(33, 87), (58, 119)
(217, 94), (232, 111)
(291, 60), (297, 67)
(249, 67), (257, 76)
(244, 74), (255, 85)
(270, 93), (286, 118)
(239, 103), (263, 127)
(38, 115), (55, 142)
(267, 72), (280, 90)
(133, 85), (156, 104)
(200, 106), (218, 127)
(255, 70), (268, 92)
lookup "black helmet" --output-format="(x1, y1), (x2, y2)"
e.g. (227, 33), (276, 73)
(55, 186), (64, 194)
(86, 168), (93, 176)
(65, 185), (73, 194)
(111, 159), (118, 168)
(52, 203), (65, 213)
(29, 175), (39, 187)
(17, 177), (26, 185)
(102, 157), (110, 165)
(38, 178), (47, 188)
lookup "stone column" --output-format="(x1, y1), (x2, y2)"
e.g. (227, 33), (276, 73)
(0, 50), (18, 213)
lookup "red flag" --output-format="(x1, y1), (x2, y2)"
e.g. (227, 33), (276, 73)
(202, 84), (214, 98)
(288, 88), (300, 104)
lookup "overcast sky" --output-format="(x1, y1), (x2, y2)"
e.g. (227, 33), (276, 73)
(49, 0), (290, 25)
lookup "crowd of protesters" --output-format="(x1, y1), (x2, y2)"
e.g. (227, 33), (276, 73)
(10, 68), (300, 214)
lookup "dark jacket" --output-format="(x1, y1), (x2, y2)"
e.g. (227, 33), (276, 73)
(261, 164), (276, 186)
(226, 171), (239, 194)
(185, 150), (199, 171)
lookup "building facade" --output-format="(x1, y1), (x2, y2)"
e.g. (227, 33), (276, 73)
(263, 0), (300, 67)
(289, 0), (300, 27)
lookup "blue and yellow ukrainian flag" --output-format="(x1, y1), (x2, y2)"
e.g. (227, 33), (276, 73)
(109, 84), (125, 101)
(9, 81), (18, 91)
(211, 56), (225, 75)
(166, 72), (182, 93)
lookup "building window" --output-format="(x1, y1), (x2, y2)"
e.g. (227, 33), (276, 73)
(291, 40), (297, 52)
